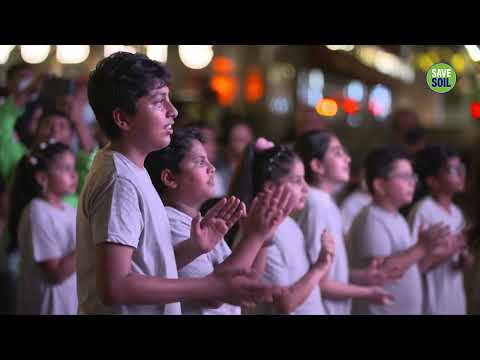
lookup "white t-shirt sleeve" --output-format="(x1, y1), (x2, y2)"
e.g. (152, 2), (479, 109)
(90, 177), (144, 248)
(357, 216), (393, 258)
(262, 244), (290, 286)
(297, 202), (327, 265)
(30, 205), (63, 262)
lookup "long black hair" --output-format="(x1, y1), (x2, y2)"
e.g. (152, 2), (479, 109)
(294, 129), (335, 185)
(6, 140), (71, 253)
(229, 144), (298, 209)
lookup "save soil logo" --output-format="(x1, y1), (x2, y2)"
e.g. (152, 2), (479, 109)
(426, 63), (456, 93)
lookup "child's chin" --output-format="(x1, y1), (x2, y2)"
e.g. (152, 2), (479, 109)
(295, 202), (306, 212)
(400, 197), (413, 207)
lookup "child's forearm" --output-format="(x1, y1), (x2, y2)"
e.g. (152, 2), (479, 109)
(383, 243), (427, 275)
(215, 233), (265, 273)
(40, 251), (76, 284)
(251, 247), (269, 276)
(349, 268), (368, 285)
(274, 267), (326, 314)
(320, 279), (372, 300)
(173, 239), (204, 270)
(98, 270), (225, 307)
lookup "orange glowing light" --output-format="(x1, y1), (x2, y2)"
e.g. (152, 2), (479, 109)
(316, 98), (338, 117)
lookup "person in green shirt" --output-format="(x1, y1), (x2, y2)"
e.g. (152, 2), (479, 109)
(0, 62), (40, 183)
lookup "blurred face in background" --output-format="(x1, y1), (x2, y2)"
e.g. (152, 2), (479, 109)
(229, 123), (253, 158)
(36, 114), (73, 147)
(200, 127), (219, 164)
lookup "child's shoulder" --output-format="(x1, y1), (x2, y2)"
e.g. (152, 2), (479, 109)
(26, 198), (60, 222)
(307, 188), (333, 210)
(409, 196), (434, 215)
(276, 216), (303, 240)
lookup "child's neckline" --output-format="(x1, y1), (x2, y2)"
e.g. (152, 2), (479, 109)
(37, 197), (66, 211)
(109, 148), (146, 172)
(429, 195), (453, 215)
(371, 202), (400, 217)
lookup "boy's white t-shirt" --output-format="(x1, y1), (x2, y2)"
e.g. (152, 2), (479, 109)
(341, 190), (372, 236)
(408, 196), (466, 315)
(350, 204), (423, 315)
(294, 188), (351, 315)
(260, 216), (325, 315)
(165, 206), (241, 315)
(76, 148), (181, 315)
(17, 198), (78, 315)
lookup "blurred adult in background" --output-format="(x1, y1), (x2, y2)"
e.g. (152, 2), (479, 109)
(404, 126), (427, 157)
(391, 108), (421, 145)
(217, 116), (254, 193)
(0, 62), (42, 184)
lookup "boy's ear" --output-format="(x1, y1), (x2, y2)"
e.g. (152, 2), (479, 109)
(112, 108), (132, 132)
(310, 158), (325, 177)
(425, 176), (438, 191)
(34, 171), (48, 191)
(372, 177), (386, 197)
(160, 169), (178, 190)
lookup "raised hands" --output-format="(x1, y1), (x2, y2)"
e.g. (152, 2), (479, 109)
(314, 230), (335, 270)
(364, 286), (395, 305)
(241, 184), (296, 241)
(419, 222), (452, 255)
(211, 268), (282, 308)
(191, 196), (246, 254)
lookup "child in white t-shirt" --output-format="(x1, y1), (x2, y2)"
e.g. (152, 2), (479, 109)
(349, 145), (451, 315)
(408, 144), (474, 314)
(145, 128), (292, 315)
(230, 141), (335, 315)
(10, 140), (78, 314)
(76, 52), (278, 315)
(294, 130), (395, 315)
(341, 168), (372, 238)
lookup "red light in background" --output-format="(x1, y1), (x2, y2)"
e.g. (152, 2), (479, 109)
(245, 67), (264, 103)
(343, 98), (360, 115)
(210, 74), (238, 106)
(471, 102), (480, 120)
(212, 56), (235, 74)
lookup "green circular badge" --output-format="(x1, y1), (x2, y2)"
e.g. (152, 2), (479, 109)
(426, 63), (456, 93)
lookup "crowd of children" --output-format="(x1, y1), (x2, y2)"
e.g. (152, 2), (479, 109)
(0, 51), (476, 315)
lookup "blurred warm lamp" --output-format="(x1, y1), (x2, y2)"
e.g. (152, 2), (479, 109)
(56, 45), (90, 64)
(179, 45), (214, 69)
(147, 45), (168, 62)
(20, 45), (51, 64)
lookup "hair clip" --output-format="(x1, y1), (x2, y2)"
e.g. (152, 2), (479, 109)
(255, 137), (275, 151)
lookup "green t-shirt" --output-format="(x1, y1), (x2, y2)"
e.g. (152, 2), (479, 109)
(0, 98), (27, 182)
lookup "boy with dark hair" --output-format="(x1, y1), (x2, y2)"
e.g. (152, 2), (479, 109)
(408, 144), (474, 314)
(350, 145), (450, 314)
(77, 52), (276, 315)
